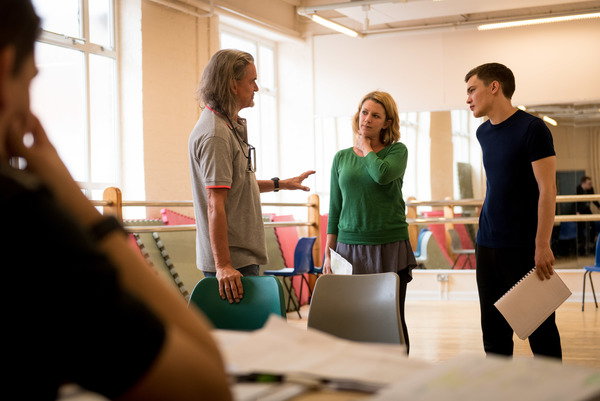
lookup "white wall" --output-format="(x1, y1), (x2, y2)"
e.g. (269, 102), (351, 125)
(312, 18), (600, 116)
(122, 2), (599, 216)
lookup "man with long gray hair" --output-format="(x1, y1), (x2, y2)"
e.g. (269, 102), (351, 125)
(189, 49), (315, 304)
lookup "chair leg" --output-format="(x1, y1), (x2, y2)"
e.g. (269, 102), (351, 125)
(590, 272), (598, 309)
(451, 255), (459, 269)
(582, 271), (587, 312)
(301, 274), (314, 303)
(466, 255), (474, 269)
(283, 277), (301, 318)
(461, 254), (470, 269)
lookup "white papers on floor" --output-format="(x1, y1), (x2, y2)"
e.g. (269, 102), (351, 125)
(367, 355), (600, 401)
(330, 248), (352, 275)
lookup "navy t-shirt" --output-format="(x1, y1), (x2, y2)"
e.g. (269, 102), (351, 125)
(476, 110), (555, 248)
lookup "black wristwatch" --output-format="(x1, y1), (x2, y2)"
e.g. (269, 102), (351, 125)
(271, 177), (280, 192)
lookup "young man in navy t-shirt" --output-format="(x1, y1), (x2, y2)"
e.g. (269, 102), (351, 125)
(465, 63), (562, 359)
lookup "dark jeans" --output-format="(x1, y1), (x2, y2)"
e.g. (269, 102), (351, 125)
(202, 264), (260, 277)
(475, 244), (562, 359)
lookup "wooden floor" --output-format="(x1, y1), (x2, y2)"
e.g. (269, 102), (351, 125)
(287, 300), (600, 370)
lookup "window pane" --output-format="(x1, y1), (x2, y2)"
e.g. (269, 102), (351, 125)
(31, 42), (86, 181)
(32, 0), (80, 38)
(89, 54), (117, 183)
(89, 0), (112, 48)
(259, 94), (277, 175)
(220, 32), (257, 60)
(258, 45), (274, 90)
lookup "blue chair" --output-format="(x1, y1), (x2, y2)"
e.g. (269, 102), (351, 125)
(264, 236), (316, 318)
(558, 221), (578, 256)
(582, 234), (600, 311)
(188, 276), (286, 330)
(413, 228), (429, 258)
(559, 221), (577, 240)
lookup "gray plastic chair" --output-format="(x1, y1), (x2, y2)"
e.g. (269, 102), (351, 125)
(307, 272), (405, 345)
(448, 228), (475, 269)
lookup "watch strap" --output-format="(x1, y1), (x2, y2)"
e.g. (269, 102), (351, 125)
(271, 177), (280, 192)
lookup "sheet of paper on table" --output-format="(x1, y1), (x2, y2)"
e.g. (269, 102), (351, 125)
(215, 316), (421, 385)
(367, 355), (600, 401)
(330, 248), (352, 275)
(214, 317), (600, 401)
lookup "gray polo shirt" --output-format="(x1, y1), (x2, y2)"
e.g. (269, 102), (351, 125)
(188, 107), (268, 272)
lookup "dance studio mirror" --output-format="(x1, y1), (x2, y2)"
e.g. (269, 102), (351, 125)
(423, 102), (600, 270)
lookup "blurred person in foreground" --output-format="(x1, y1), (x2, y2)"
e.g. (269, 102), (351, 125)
(1, 0), (231, 399)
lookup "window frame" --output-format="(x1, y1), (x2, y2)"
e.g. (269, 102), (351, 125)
(34, 0), (120, 195)
(218, 25), (280, 182)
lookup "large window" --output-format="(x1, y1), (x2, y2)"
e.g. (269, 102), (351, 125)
(30, 0), (118, 200)
(219, 29), (278, 182)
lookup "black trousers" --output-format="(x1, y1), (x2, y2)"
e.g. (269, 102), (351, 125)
(475, 244), (562, 359)
(397, 268), (410, 354)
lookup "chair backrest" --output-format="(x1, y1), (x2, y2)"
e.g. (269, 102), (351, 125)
(293, 236), (316, 274)
(414, 228), (428, 257)
(595, 234), (600, 267)
(415, 230), (432, 261)
(447, 228), (462, 253)
(307, 272), (404, 344)
(188, 276), (286, 331)
(558, 222), (577, 240)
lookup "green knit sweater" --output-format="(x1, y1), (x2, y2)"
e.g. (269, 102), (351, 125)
(327, 142), (409, 245)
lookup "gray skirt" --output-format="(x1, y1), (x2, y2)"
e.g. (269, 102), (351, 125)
(336, 240), (417, 282)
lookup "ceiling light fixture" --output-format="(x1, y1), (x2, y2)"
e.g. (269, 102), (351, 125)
(310, 14), (359, 37)
(542, 115), (558, 126)
(478, 12), (600, 31)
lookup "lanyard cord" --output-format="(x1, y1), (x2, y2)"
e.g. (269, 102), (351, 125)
(205, 105), (254, 172)
(205, 105), (250, 159)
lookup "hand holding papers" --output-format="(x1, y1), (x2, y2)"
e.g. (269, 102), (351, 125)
(330, 248), (352, 275)
(494, 268), (571, 340)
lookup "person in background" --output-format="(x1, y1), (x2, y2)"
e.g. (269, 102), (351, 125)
(189, 49), (315, 304)
(1, 0), (231, 399)
(576, 175), (600, 255)
(323, 91), (416, 353)
(465, 62), (562, 359)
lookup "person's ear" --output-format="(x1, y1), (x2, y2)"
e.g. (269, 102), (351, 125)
(383, 119), (391, 130)
(0, 47), (16, 112)
(230, 78), (238, 95)
(490, 80), (500, 94)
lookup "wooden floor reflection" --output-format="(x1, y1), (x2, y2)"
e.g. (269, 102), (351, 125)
(288, 300), (600, 370)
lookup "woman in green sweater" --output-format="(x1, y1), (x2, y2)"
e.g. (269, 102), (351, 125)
(323, 91), (416, 351)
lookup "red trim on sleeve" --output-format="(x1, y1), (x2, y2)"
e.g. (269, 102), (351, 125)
(206, 185), (231, 189)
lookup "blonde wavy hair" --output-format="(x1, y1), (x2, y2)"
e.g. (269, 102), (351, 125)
(196, 49), (254, 119)
(352, 91), (400, 146)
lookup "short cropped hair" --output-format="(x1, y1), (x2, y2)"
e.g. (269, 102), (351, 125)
(581, 176), (592, 184)
(0, 0), (40, 75)
(352, 91), (401, 146)
(196, 49), (254, 119)
(464, 63), (516, 99)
